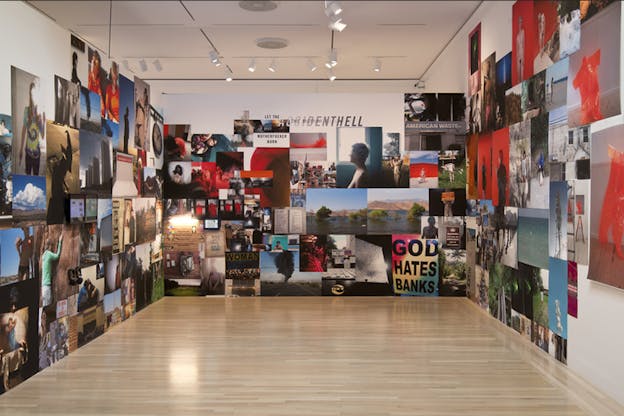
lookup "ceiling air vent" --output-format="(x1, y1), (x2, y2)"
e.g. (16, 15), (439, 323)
(256, 37), (289, 49)
(239, 1), (278, 12)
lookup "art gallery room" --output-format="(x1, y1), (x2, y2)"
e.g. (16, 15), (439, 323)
(1, 0), (624, 414)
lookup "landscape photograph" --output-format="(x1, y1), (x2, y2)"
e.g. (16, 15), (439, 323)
(12, 174), (46, 225)
(366, 188), (429, 234)
(306, 188), (367, 234)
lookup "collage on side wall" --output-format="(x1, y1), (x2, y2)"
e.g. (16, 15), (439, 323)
(465, 0), (621, 366)
(0, 35), (164, 395)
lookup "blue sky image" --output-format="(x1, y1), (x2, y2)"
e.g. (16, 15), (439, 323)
(410, 151), (438, 165)
(306, 188), (367, 212)
(12, 174), (46, 211)
(102, 119), (119, 146)
(0, 227), (31, 277)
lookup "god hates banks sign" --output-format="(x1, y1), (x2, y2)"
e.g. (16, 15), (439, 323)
(392, 235), (439, 296)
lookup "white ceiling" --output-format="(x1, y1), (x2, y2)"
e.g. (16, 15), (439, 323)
(29, 1), (480, 82)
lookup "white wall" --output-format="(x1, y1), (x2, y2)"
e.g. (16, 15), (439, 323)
(0, 1), (158, 115)
(422, 1), (513, 92)
(0, 1), (68, 115)
(425, 0), (624, 406)
(149, 80), (418, 97)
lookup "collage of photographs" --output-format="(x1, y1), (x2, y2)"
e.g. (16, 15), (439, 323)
(465, 0), (621, 365)
(0, 35), (165, 395)
(0, 0), (622, 397)
(163, 91), (470, 300)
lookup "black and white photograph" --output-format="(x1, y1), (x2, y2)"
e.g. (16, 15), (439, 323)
(54, 75), (80, 129)
(508, 119), (531, 208)
(80, 130), (113, 196)
(134, 77), (150, 150)
(149, 106), (164, 169)
(0, 114), (13, 226)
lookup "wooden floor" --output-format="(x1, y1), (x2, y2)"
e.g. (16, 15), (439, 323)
(0, 297), (622, 415)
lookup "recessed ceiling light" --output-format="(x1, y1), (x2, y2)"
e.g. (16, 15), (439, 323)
(239, 1), (278, 12)
(256, 37), (289, 49)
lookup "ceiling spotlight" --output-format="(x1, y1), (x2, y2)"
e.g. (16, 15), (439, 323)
(248, 58), (256, 72)
(268, 59), (277, 72)
(225, 68), (233, 82)
(325, 49), (337, 68)
(307, 59), (318, 72)
(329, 70), (336, 82)
(153, 59), (163, 72)
(139, 59), (148, 72)
(328, 15), (347, 32)
(373, 58), (381, 72)
(324, 1), (343, 18)
(209, 50), (222, 67)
